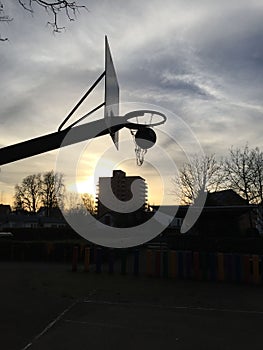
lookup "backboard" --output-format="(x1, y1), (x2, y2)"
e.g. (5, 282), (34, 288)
(104, 36), (120, 149)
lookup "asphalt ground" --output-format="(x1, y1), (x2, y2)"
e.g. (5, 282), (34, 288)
(1, 262), (263, 350)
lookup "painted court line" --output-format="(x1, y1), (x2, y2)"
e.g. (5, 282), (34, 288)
(83, 299), (263, 316)
(20, 290), (97, 350)
(21, 300), (79, 350)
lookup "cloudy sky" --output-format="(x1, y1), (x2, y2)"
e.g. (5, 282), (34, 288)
(0, 0), (263, 206)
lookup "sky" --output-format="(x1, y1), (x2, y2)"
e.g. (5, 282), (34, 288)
(0, 0), (263, 206)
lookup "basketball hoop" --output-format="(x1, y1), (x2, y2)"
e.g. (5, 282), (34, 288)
(124, 110), (166, 166)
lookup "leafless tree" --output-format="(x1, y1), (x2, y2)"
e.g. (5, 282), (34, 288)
(224, 145), (263, 204)
(250, 147), (263, 204)
(40, 170), (65, 216)
(172, 154), (225, 205)
(14, 173), (42, 212)
(82, 192), (95, 214)
(63, 191), (95, 216)
(0, 0), (87, 40)
(14, 171), (65, 214)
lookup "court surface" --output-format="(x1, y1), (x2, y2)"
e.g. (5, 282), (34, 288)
(1, 262), (263, 350)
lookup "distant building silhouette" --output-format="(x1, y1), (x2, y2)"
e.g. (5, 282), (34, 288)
(96, 170), (148, 227)
(0, 204), (11, 216)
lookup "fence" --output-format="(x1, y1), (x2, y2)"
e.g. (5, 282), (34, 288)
(1, 241), (262, 285)
(72, 247), (263, 285)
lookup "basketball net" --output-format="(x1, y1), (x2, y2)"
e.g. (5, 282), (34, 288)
(130, 129), (147, 166)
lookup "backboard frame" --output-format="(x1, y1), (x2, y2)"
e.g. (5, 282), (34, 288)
(104, 36), (120, 150)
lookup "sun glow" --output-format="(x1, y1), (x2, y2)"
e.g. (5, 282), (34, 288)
(76, 176), (97, 197)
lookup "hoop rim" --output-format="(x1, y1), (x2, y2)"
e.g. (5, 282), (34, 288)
(124, 109), (167, 128)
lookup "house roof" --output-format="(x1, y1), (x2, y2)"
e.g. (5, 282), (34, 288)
(206, 189), (248, 206)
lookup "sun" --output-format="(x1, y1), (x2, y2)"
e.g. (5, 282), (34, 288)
(76, 176), (97, 197)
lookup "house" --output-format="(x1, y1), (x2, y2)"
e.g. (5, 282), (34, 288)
(0, 214), (67, 230)
(187, 190), (257, 236)
(151, 190), (257, 237)
(0, 204), (11, 216)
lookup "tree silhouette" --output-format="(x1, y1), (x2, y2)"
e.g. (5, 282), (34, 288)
(224, 145), (263, 204)
(14, 171), (65, 214)
(40, 170), (65, 216)
(14, 173), (42, 213)
(172, 154), (224, 205)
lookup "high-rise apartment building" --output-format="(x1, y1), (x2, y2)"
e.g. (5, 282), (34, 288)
(96, 170), (148, 225)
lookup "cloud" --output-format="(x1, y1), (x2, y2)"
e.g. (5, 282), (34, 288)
(0, 0), (262, 205)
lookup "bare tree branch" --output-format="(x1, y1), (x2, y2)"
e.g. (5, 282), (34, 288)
(171, 154), (225, 205)
(18, 0), (88, 33)
(0, 1), (13, 41)
(1, 0), (88, 41)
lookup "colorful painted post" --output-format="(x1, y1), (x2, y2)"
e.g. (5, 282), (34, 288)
(234, 254), (241, 283)
(185, 251), (192, 279)
(209, 253), (217, 281)
(93, 246), (97, 264)
(217, 253), (224, 282)
(193, 252), (200, 280)
(108, 249), (115, 274)
(224, 254), (233, 282)
(146, 249), (153, 276)
(84, 247), (90, 272)
(155, 250), (161, 277)
(242, 255), (250, 284)
(133, 249), (139, 276)
(47, 242), (54, 261)
(252, 255), (260, 285)
(199, 252), (208, 280)
(178, 251), (184, 279)
(96, 247), (102, 273)
(169, 251), (177, 278)
(121, 250), (127, 275)
(72, 246), (78, 272)
(162, 250), (168, 278)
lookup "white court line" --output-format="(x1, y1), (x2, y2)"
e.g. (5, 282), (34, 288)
(83, 299), (263, 316)
(21, 290), (97, 350)
(21, 300), (79, 350)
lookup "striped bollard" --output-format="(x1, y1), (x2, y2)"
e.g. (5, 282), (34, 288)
(133, 249), (139, 276)
(146, 249), (153, 276)
(84, 247), (90, 272)
(252, 255), (260, 285)
(169, 251), (177, 278)
(72, 246), (78, 272)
